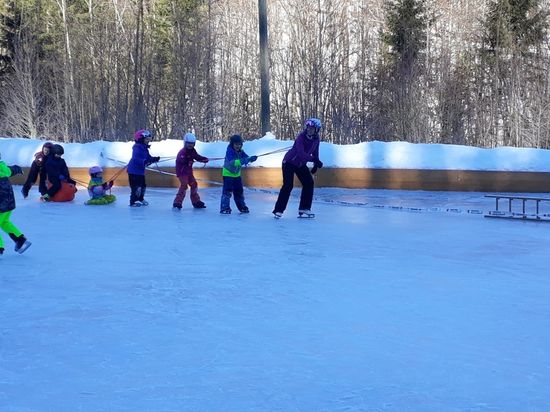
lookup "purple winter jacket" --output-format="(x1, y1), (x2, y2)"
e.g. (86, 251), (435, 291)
(127, 142), (154, 175)
(282, 130), (320, 167)
(175, 147), (208, 177)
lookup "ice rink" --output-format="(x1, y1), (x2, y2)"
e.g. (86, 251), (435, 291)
(1, 186), (550, 411)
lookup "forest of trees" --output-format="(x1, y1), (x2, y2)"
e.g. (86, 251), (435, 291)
(0, 0), (549, 147)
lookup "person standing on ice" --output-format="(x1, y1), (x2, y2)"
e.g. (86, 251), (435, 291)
(21, 141), (53, 198)
(272, 118), (323, 219)
(220, 134), (257, 214)
(172, 132), (209, 210)
(127, 129), (160, 207)
(0, 153), (31, 255)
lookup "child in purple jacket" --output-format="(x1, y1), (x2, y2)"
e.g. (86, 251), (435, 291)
(127, 129), (160, 207)
(272, 118), (323, 218)
(173, 132), (209, 210)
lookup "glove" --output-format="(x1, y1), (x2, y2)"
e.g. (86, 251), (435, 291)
(9, 165), (23, 175)
(311, 166), (318, 175)
(152, 156), (161, 163)
(314, 160), (323, 169)
(249, 155), (258, 162)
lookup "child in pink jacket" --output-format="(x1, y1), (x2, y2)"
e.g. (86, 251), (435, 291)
(173, 133), (209, 209)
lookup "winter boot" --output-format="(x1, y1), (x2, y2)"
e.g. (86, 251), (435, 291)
(193, 201), (206, 209)
(239, 206), (249, 214)
(21, 187), (29, 199)
(173, 203), (182, 210)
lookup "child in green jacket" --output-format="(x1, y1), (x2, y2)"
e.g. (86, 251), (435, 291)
(220, 134), (257, 214)
(0, 155), (32, 255)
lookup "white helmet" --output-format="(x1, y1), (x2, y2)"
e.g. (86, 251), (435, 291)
(184, 132), (196, 143)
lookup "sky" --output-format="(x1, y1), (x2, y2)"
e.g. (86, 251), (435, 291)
(1, 137), (550, 411)
(2, 134), (550, 171)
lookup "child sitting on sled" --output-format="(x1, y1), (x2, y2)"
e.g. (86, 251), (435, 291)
(41, 144), (77, 202)
(85, 166), (116, 205)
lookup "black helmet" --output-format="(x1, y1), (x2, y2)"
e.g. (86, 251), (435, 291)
(52, 144), (64, 155)
(229, 134), (243, 145)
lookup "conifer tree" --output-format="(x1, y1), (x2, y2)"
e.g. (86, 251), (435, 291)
(479, 0), (549, 146)
(383, 0), (428, 75)
(369, 0), (429, 141)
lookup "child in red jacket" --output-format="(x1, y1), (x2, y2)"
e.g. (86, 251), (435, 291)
(172, 133), (209, 210)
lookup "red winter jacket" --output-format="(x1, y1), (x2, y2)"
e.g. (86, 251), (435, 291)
(175, 147), (208, 177)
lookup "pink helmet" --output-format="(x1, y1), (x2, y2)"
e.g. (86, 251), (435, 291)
(89, 166), (103, 175)
(134, 129), (152, 142)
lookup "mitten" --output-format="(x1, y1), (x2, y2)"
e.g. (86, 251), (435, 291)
(152, 156), (161, 163)
(314, 160), (323, 169)
(249, 155), (258, 162)
(9, 165), (23, 175)
(311, 166), (318, 175)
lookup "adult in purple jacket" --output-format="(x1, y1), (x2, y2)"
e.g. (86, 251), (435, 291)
(172, 132), (209, 210)
(127, 129), (160, 207)
(272, 118), (323, 218)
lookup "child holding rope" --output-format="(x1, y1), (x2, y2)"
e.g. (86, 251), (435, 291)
(0, 153), (31, 255)
(85, 166), (116, 205)
(220, 134), (257, 214)
(128, 129), (160, 207)
(173, 132), (209, 210)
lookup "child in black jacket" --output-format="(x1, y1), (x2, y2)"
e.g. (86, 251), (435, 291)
(42, 144), (76, 201)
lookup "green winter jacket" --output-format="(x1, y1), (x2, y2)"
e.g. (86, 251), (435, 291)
(0, 161), (16, 213)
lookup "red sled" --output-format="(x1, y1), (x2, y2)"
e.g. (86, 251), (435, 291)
(49, 181), (78, 202)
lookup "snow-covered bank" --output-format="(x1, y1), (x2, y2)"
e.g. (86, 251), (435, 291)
(2, 135), (550, 171)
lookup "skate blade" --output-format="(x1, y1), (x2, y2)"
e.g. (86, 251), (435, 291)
(16, 241), (32, 254)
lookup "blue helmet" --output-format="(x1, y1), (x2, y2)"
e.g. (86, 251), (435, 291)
(305, 118), (322, 130)
(184, 132), (196, 143)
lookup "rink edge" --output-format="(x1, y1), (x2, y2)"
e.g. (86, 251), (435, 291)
(13, 168), (550, 192)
